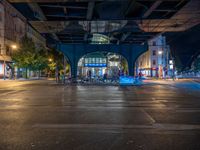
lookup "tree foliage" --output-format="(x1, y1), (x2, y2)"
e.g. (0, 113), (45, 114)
(12, 36), (48, 76)
(193, 57), (200, 73)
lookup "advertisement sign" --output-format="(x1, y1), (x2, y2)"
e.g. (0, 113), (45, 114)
(84, 63), (107, 67)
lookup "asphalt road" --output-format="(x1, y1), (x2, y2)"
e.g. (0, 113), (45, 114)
(0, 80), (200, 150)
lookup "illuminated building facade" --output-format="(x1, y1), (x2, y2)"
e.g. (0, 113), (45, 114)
(135, 35), (171, 78)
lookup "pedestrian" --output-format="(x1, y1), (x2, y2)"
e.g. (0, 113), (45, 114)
(88, 70), (92, 82)
(139, 72), (142, 79)
(58, 72), (60, 83)
(55, 71), (58, 83)
(103, 72), (107, 83)
(61, 71), (65, 84)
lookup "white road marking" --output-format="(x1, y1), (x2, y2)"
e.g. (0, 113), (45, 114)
(141, 109), (156, 124)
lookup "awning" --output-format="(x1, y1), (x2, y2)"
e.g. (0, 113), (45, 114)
(0, 55), (12, 62)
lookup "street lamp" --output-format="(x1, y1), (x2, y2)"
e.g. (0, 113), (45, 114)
(157, 50), (163, 78)
(48, 58), (52, 62)
(11, 44), (17, 50)
(158, 51), (163, 55)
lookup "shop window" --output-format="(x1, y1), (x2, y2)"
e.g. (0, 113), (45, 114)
(85, 58), (88, 64)
(102, 58), (106, 63)
(99, 58), (102, 63)
(96, 58), (100, 63)
(92, 58), (95, 63)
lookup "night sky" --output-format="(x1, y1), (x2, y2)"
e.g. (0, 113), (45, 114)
(165, 24), (200, 70)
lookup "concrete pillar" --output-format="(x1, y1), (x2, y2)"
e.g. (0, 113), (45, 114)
(71, 63), (77, 81)
(128, 61), (134, 76)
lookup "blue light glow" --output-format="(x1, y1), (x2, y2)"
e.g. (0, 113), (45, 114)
(119, 76), (134, 85)
(84, 64), (107, 67)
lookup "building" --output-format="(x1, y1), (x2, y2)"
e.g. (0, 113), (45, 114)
(26, 25), (46, 48)
(77, 52), (128, 79)
(0, 0), (46, 78)
(135, 35), (171, 78)
(0, 0), (27, 78)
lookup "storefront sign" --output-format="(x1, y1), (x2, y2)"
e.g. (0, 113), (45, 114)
(84, 63), (107, 67)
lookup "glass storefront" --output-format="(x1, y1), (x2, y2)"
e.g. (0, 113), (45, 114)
(77, 52), (128, 79)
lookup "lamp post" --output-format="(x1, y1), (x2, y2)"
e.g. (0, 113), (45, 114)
(158, 50), (163, 78)
(3, 56), (6, 80)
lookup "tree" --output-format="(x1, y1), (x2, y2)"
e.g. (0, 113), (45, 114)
(193, 57), (200, 73)
(46, 49), (68, 77)
(31, 45), (48, 78)
(12, 36), (48, 78)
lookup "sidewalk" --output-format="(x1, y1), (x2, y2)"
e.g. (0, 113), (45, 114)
(0, 77), (54, 81)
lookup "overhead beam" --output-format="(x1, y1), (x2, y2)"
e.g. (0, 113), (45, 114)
(120, 32), (131, 43)
(9, 0), (135, 2)
(28, 3), (46, 20)
(40, 5), (87, 10)
(46, 14), (85, 18)
(84, 2), (94, 42)
(86, 2), (95, 20)
(28, 3), (60, 41)
(143, 0), (162, 18)
(125, 0), (137, 15)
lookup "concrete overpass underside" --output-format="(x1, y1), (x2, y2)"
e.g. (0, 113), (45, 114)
(7, 0), (200, 74)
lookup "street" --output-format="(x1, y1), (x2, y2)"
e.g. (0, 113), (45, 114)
(0, 80), (200, 150)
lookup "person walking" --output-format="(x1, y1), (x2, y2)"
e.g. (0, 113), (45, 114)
(139, 72), (142, 79)
(58, 72), (60, 83)
(61, 71), (65, 84)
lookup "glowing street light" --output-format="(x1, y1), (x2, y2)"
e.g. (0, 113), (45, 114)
(11, 44), (17, 50)
(48, 58), (52, 62)
(158, 51), (163, 55)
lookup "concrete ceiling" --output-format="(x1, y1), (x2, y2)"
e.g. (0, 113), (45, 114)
(8, 0), (200, 44)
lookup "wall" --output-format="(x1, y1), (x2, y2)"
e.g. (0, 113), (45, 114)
(0, 0), (26, 57)
(26, 25), (46, 48)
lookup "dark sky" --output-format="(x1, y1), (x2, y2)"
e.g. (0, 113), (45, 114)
(165, 24), (200, 70)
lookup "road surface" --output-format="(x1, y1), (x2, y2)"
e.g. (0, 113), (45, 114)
(0, 80), (200, 150)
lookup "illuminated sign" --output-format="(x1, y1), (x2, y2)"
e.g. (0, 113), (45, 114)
(84, 57), (107, 67)
(84, 64), (107, 67)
